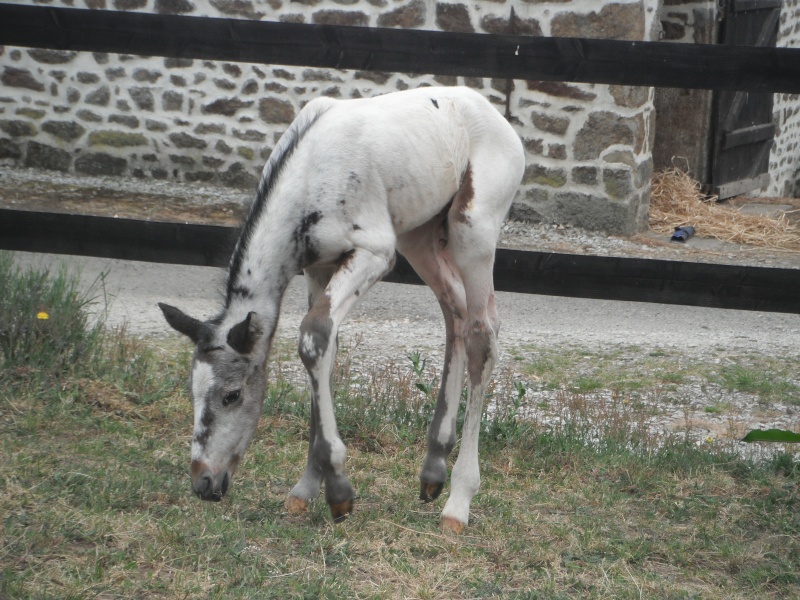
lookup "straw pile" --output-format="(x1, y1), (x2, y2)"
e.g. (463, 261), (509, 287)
(649, 168), (800, 251)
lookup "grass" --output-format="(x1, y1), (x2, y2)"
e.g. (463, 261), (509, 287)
(718, 364), (800, 405)
(519, 346), (700, 393)
(1, 254), (800, 598)
(515, 344), (800, 406)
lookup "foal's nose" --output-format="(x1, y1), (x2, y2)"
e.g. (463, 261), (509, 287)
(191, 466), (230, 501)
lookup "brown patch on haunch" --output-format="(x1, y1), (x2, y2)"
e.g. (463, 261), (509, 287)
(452, 163), (474, 224)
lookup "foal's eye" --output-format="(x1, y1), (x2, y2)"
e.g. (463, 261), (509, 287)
(222, 390), (241, 407)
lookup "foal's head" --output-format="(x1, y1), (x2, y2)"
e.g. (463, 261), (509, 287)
(159, 303), (268, 501)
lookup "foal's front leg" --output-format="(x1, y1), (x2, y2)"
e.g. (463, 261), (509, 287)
(286, 267), (334, 516)
(289, 248), (394, 522)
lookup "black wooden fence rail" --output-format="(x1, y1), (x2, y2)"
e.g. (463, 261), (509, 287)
(1, 5), (799, 314)
(1, 4), (800, 93)
(2, 209), (798, 314)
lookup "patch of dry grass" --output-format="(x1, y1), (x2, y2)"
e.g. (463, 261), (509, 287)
(3, 336), (800, 599)
(650, 168), (800, 251)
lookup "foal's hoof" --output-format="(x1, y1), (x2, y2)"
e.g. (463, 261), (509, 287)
(441, 516), (466, 535)
(329, 498), (354, 523)
(419, 481), (444, 503)
(285, 495), (309, 515)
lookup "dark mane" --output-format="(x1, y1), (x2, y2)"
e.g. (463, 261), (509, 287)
(225, 105), (328, 306)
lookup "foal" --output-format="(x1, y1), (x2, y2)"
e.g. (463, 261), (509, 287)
(160, 86), (525, 532)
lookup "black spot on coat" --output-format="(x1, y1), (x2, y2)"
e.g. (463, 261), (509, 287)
(196, 408), (215, 447)
(294, 211), (323, 266)
(229, 285), (252, 300)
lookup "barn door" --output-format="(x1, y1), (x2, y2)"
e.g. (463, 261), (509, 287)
(710, 0), (781, 199)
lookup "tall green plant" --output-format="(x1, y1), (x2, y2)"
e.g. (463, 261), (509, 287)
(0, 253), (105, 379)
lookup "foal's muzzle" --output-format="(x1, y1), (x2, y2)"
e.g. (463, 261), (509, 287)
(191, 464), (230, 501)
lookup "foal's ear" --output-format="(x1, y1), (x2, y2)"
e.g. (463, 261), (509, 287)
(226, 312), (263, 355)
(159, 302), (209, 345)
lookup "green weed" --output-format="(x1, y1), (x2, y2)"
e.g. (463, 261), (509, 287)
(0, 252), (105, 381)
(719, 364), (800, 404)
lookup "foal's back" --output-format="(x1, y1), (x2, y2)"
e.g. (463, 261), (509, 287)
(288, 86), (523, 238)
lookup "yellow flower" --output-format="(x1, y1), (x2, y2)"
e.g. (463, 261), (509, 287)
(37, 311), (49, 320)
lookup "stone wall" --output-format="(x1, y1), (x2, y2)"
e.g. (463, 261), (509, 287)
(770, 0), (800, 197)
(658, 0), (716, 43)
(0, 0), (659, 234)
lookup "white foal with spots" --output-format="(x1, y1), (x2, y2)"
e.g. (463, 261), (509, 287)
(160, 86), (525, 532)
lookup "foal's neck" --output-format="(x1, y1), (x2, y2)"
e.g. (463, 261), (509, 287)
(221, 208), (304, 344)
(220, 99), (328, 342)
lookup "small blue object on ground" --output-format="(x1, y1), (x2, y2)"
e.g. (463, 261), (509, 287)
(670, 226), (695, 242)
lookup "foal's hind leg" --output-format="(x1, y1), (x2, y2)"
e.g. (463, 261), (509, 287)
(439, 159), (520, 533)
(439, 262), (498, 533)
(397, 220), (468, 504)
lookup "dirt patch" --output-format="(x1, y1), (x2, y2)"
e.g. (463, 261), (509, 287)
(0, 182), (245, 225)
